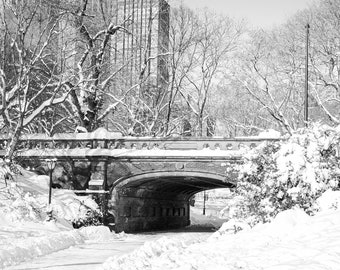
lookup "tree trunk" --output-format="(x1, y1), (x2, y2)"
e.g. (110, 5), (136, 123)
(5, 120), (23, 161)
(197, 113), (203, 137)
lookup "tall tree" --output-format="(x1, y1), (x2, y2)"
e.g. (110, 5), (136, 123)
(180, 10), (243, 136)
(163, 5), (199, 135)
(307, 0), (340, 124)
(0, 0), (73, 160)
(228, 0), (340, 134)
(164, 7), (244, 136)
(62, 0), (171, 135)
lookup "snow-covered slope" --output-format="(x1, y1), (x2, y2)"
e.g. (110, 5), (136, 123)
(0, 169), (113, 268)
(101, 191), (340, 270)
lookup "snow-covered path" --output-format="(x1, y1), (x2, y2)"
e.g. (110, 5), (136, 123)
(5, 230), (212, 270)
(5, 238), (146, 270)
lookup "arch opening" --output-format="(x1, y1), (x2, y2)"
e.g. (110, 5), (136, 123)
(110, 171), (235, 232)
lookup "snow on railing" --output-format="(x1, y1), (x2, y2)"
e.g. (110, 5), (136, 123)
(0, 128), (281, 151)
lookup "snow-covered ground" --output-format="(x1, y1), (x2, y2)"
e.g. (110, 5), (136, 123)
(2, 205), (219, 269)
(0, 168), (106, 268)
(0, 167), (218, 269)
(101, 193), (340, 270)
(4, 220), (213, 270)
(1, 159), (340, 269)
(6, 231), (204, 270)
(2, 226), (125, 270)
(190, 207), (227, 229)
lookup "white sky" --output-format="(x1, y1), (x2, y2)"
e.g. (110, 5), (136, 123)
(179, 0), (312, 29)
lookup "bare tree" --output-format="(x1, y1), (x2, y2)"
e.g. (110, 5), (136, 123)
(177, 10), (243, 136)
(231, 23), (312, 135)
(162, 5), (199, 135)
(59, 0), (172, 136)
(0, 0), (74, 160)
(56, 0), (130, 132)
(232, 0), (340, 134)
(307, 0), (340, 124)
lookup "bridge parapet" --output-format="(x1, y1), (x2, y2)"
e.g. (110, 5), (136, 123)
(0, 131), (280, 152)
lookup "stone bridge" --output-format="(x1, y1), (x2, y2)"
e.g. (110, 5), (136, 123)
(0, 129), (279, 232)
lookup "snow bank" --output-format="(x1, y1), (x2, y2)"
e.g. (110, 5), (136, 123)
(208, 219), (251, 240)
(1, 171), (100, 225)
(79, 226), (126, 241)
(102, 237), (186, 270)
(52, 189), (100, 222)
(101, 234), (205, 270)
(0, 168), (112, 268)
(101, 207), (340, 270)
(0, 224), (121, 267)
(0, 229), (83, 268)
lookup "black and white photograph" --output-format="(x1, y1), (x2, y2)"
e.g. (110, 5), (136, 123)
(1, 0), (340, 269)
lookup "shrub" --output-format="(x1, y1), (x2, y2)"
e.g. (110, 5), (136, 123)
(72, 208), (103, 229)
(234, 124), (340, 226)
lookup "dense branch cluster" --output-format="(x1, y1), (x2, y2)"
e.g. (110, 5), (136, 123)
(0, 0), (339, 160)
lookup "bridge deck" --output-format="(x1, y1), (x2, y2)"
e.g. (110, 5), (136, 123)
(11, 148), (245, 159)
(0, 129), (280, 160)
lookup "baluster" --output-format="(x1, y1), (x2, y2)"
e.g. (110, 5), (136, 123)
(226, 143), (233, 150)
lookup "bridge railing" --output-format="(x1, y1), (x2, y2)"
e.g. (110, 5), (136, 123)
(0, 131), (281, 151)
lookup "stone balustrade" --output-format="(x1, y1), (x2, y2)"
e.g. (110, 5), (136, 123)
(0, 133), (280, 151)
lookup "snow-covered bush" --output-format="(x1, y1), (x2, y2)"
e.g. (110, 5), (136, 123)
(0, 170), (102, 228)
(234, 124), (340, 225)
(72, 208), (103, 228)
(0, 159), (22, 187)
(0, 158), (104, 228)
(48, 189), (103, 228)
(313, 189), (340, 212)
(0, 183), (45, 221)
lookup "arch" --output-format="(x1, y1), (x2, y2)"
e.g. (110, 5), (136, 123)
(111, 171), (236, 200)
(110, 170), (236, 232)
